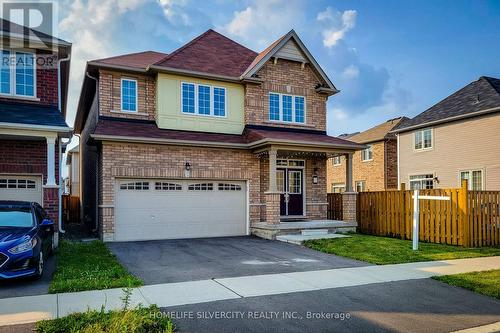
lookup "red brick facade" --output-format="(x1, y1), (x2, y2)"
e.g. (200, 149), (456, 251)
(0, 139), (60, 222)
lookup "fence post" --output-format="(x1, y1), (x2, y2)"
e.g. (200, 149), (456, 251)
(400, 183), (406, 239)
(458, 179), (469, 247)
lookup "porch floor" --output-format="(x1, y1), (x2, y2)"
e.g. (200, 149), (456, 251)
(276, 233), (351, 245)
(252, 220), (357, 230)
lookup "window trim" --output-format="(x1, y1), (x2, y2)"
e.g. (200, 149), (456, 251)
(0, 49), (37, 99)
(355, 180), (366, 192)
(331, 183), (345, 193)
(361, 145), (373, 162)
(458, 169), (484, 191)
(180, 81), (227, 118)
(413, 128), (433, 151)
(268, 92), (306, 124)
(120, 78), (138, 113)
(409, 173), (434, 190)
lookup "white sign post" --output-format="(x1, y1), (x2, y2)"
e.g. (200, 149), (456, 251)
(412, 190), (420, 251)
(412, 190), (451, 251)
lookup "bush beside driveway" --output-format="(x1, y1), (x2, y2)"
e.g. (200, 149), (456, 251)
(304, 233), (500, 265)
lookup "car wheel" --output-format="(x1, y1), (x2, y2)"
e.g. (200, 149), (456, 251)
(35, 251), (44, 279)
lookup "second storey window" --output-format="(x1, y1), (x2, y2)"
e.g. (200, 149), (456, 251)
(269, 92), (306, 123)
(414, 128), (432, 150)
(361, 145), (373, 161)
(121, 79), (137, 112)
(0, 50), (35, 97)
(181, 82), (226, 117)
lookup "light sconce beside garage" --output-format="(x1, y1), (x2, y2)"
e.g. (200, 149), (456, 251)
(184, 162), (191, 177)
(312, 168), (319, 184)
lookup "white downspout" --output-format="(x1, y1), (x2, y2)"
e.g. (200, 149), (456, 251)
(57, 53), (71, 234)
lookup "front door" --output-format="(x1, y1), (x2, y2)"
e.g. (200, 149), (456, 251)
(278, 168), (304, 216)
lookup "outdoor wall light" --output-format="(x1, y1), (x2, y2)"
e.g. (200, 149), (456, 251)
(433, 176), (439, 184)
(185, 162), (191, 171)
(312, 168), (319, 184)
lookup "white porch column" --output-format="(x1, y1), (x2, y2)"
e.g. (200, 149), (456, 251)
(46, 137), (57, 186)
(345, 153), (353, 192)
(268, 148), (278, 192)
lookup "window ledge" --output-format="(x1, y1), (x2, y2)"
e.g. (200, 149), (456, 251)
(0, 94), (40, 102)
(263, 121), (315, 128)
(110, 110), (149, 116)
(361, 159), (373, 162)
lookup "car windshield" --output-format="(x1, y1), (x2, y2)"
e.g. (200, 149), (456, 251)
(0, 208), (34, 228)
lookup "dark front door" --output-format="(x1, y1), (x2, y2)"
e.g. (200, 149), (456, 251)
(278, 168), (304, 216)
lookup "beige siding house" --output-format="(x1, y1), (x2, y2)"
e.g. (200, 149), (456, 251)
(394, 76), (500, 191)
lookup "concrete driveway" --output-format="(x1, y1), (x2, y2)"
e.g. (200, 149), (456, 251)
(0, 256), (56, 299)
(108, 236), (368, 285)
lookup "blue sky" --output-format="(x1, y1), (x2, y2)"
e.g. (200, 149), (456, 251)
(57, 0), (500, 135)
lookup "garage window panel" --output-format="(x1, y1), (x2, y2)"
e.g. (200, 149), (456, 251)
(218, 183), (242, 191)
(0, 178), (36, 189)
(155, 182), (182, 191)
(120, 182), (150, 190)
(188, 183), (214, 191)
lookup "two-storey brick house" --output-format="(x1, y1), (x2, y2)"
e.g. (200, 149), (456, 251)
(74, 29), (362, 241)
(327, 117), (406, 192)
(0, 19), (72, 231)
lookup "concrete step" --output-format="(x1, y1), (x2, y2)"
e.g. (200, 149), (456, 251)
(276, 233), (351, 245)
(301, 229), (329, 236)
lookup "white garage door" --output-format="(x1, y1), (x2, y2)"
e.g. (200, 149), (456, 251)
(0, 175), (42, 204)
(114, 179), (247, 241)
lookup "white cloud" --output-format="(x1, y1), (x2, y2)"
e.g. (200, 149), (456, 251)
(331, 108), (349, 121)
(220, 0), (305, 50)
(317, 7), (357, 48)
(342, 65), (359, 79)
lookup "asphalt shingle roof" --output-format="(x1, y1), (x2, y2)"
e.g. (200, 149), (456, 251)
(0, 101), (68, 127)
(348, 117), (407, 144)
(91, 51), (168, 70)
(395, 76), (500, 132)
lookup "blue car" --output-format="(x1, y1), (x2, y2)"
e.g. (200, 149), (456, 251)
(0, 201), (55, 279)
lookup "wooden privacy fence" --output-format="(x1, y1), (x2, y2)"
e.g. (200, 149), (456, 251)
(356, 182), (500, 247)
(62, 195), (81, 224)
(327, 193), (343, 220)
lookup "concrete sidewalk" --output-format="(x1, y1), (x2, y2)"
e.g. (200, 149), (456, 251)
(1, 256), (499, 326)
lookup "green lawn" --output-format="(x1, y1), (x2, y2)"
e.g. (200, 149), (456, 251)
(49, 240), (143, 293)
(433, 270), (500, 299)
(304, 233), (500, 265)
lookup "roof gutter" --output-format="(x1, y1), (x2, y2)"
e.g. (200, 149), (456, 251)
(87, 61), (148, 73)
(391, 106), (500, 134)
(0, 122), (72, 134)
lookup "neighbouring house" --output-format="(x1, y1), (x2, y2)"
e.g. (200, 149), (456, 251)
(393, 76), (500, 191)
(74, 29), (364, 241)
(327, 117), (406, 192)
(65, 145), (80, 197)
(0, 19), (72, 229)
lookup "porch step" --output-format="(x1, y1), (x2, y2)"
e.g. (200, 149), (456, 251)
(276, 233), (351, 245)
(301, 229), (329, 236)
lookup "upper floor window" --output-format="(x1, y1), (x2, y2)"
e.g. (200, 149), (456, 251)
(332, 156), (341, 166)
(414, 128), (432, 150)
(268, 92), (306, 124)
(460, 170), (483, 190)
(361, 145), (373, 161)
(181, 82), (226, 117)
(121, 79), (137, 112)
(0, 50), (35, 97)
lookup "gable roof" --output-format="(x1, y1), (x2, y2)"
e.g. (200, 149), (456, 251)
(241, 30), (338, 93)
(89, 51), (167, 70)
(0, 18), (70, 46)
(394, 76), (500, 133)
(152, 29), (257, 78)
(348, 117), (407, 144)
